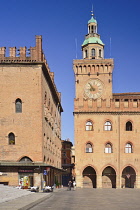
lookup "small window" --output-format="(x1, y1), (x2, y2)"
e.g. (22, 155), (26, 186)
(99, 49), (102, 57)
(48, 99), (50, 109)
(126, 121), (132, 131)
(86, 143), (93, 153)
(105, 143), (112, 153)
(8, 132), (15, 145)
(44, 92), (47, 105)
(125, 143), (132, 153)
(15, 98), (22, 113)
(85, 50), (88, 58)
(86, 121), (93, 131)
(91, 25), (94, 33)
(104, 121), (112, 131)
(91, 48), (95, 57)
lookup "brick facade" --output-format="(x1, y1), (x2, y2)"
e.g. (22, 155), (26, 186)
(0, 36), (63, 189)
(73, 13), (140, 188)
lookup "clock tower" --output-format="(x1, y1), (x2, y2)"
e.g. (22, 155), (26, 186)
(73, 11), (114, 101)
(73, 10), (140, 190)
(73, 11), (114, 188)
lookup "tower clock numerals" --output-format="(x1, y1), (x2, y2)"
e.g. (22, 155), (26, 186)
(84, 79), (104, 99)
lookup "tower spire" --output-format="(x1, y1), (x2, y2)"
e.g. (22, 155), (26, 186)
(91, 4), (94, 17)
(81, 9), (104, 59)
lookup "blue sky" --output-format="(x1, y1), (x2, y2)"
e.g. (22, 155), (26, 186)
(1, 0), (140, 143)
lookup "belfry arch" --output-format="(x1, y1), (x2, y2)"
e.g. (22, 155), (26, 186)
(102, 166), (116, 188)
(122, 166), (136, 188)
(82, 166), (96, 188)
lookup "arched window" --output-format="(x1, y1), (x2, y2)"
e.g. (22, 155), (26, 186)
(44, 92), (47, 105)
(91, 25), (94, 33)
(99, 49), (102, 57)
(48, 99), (50, 109)
(86, 143), (93, 153)
(126, 121), (132, 131)
(86, 121), (93, 131)
(19, 156), (33, 162)
(15, 98), (22, 113)
(8, 132), (15, 145)
(125, 143), (132, 153)
(85, 50), (88, 58)
(91, 48), (95, 58)
(105, 143), (112, 153)
(104, 121), (112, 131)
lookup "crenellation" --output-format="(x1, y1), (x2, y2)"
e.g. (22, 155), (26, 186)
(50, 72), (54, 81)
(0, 47), (6, 58)
(0, 36), (44, 63)
(20, 47), (26, 59)
(30, 46), (36, 60)
(74, 98), (140, 112)
(9, 47), (16, 57)
(74, 62), (113, 76)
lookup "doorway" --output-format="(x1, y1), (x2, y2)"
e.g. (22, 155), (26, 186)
(82, 166), (96, 188)
(102, 166), (116, 188)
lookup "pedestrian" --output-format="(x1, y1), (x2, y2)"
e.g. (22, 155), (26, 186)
(73, 181), (76, 190)
(68, 181), (72, 191)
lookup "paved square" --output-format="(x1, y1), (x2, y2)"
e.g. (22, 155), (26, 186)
(30, 188), (140, 210)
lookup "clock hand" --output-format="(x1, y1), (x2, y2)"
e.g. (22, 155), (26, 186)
(88, 83), (95, 91)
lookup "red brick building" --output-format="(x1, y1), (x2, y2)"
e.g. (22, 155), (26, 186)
(73, 11), (140, 188)
(0, 36), (63, 189)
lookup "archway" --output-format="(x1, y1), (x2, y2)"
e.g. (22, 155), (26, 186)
(19, 156), (33, 162)
(102, 166), (116, 188)
(122, 166), (136, 188)
(82, 166), (96, 188)
(18, 156), (33, 188)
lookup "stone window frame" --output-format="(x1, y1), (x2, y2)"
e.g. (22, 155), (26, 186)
(126, 121), (133, 131)
(104, 120), (112, 131)
(125, 142), (133, 153)
(15, 98), (22, 113)
(85, 120), (93, 131)
(85, 142), (93, 153)
(104, 142), (113, 153)
(8, 132), (15, 145)
(91, 48), (95, 57)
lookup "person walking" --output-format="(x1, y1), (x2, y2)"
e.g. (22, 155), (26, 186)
(68, 181), (72, 191)
(73, 181), (76, 190)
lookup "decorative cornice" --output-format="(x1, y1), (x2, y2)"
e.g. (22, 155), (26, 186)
(73, 111), (140, 115)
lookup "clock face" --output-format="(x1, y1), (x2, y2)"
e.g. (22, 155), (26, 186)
(84, 79), (104, 99)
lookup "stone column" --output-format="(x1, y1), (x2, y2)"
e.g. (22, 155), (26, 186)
(96, 174), (102, 188)
(116, 174), (121, 188)
(136, 174), (140, 188)
(34, 173), (42, 190)
(76, 174), (83, 188)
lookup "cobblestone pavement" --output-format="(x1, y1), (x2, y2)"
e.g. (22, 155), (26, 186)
(30, 188), (140, 210)
(0, 185), (54, 210)
(0, 185), (33, 204)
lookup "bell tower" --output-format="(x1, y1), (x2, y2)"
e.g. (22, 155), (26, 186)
(73, 11), (114, 101)
(73, 11), (114, 188)
(82, 10), (104, 60)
